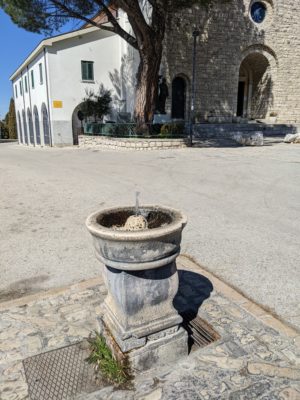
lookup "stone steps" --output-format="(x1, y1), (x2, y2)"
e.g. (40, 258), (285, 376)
(193, 123), (299, 139)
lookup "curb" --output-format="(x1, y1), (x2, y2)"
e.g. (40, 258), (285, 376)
(179, 255), (299, 339)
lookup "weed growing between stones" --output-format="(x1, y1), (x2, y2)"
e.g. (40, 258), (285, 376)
(86, 332), (131, 387)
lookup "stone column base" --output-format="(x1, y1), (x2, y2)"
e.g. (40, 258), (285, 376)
(98, 318), (188, 373)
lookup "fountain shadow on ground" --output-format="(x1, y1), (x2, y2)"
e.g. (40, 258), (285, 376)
(174, 269), (214, 317)
(173, 269), (214, 352)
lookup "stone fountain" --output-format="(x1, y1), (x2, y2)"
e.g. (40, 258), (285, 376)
(86, 204), (188, 372)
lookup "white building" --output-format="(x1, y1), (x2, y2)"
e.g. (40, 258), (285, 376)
(10, 20), (137, 147)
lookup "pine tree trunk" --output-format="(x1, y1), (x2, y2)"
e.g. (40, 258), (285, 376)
(134, 44), (163, 128)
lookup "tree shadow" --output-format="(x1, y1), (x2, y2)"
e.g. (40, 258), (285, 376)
(108, 55), (137, 119)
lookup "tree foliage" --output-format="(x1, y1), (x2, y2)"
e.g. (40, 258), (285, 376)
(81, 85), (112, 121)
(0, 1), (211, 38)
(0, 98), (17, 139)
(0, 120), (9, 139)
(6, 98), (17, 139)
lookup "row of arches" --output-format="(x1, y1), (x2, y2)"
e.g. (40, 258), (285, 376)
(17, 104), (51, 146)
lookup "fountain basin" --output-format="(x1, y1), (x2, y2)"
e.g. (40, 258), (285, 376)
(86, 205), (187, 270)
(86, 205), (188, 371)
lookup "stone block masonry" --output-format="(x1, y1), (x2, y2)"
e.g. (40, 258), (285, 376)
(163, 0), (300, 124)
(78, 135), (189, 150)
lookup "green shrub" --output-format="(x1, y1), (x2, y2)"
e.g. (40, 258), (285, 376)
(160, 122), (185, 137)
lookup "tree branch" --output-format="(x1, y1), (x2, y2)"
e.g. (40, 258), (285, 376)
(50, 0), (138, 49)
(93, 0), (138, 48)
(117, 0), (151, 35)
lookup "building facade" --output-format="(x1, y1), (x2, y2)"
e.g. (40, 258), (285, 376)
(163, 0), (300, 124)
(10, 26), (129, 146)
(11, 0), (300, 146)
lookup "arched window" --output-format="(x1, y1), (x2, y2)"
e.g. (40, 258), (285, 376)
(22, 110), (28, 145)
(17, 111), (23, 144)
(41, 103), (50, 146)
(33, 106), (41, 145)
(27, 108), (34, 145)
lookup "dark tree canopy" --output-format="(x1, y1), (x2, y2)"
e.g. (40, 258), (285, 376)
(1, 0), (216, 125)
(0, 1), (212, 37)
(7, 98), (17, 139)
(0, 98), (17, 139)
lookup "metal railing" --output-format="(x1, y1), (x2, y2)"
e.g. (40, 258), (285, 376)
(83, 121), (189, 138)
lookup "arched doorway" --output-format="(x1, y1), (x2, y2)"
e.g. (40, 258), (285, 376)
(22, 110), (28, 145)
(172, 77), (186, 119)
(27, 108), (34, 145)
(72, 103), (85, 145)
(237, 52), (273, 119)
(41, 103), (50, 146)
(17, 111), (23, 144)
(33, 106), (41, 145)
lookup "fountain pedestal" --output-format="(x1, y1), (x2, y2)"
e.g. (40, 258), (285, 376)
(86, 206), (188, 372)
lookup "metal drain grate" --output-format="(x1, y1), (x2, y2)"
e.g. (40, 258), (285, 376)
(182, 312), (220, 351)
(23, 341), (103, 400)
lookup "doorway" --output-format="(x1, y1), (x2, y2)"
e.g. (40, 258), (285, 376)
(172, 77), (186, 119)
(237, 81), (245, 117)
(237, 52), (272, 119)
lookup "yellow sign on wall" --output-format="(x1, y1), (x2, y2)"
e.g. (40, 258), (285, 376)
(53, 100), (63, 108)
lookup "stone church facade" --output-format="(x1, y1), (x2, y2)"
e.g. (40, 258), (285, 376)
(162, 0), (300, 124)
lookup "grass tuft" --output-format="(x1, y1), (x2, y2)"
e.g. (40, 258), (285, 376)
(86, 332), (131, 386)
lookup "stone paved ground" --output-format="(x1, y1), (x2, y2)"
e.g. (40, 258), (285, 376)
(1, 257), (299, 400)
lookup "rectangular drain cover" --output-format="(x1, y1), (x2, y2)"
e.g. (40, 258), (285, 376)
(182, 312), (220, 351)
(23, 341), (104, 400)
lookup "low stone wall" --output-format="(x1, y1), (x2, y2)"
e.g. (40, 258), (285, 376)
(78, 135), (189, 150)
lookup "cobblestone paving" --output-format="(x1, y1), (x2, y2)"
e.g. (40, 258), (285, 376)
(0, 259), (299, 400)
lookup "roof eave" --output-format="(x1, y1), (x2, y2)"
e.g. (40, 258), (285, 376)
(9, 25), (102, 81)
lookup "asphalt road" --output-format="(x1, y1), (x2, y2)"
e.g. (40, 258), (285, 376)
(0, 142), (299, 329)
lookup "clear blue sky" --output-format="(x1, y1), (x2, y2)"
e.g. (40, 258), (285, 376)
(0, 10), (43, 118)
(0, 9), (79, 119)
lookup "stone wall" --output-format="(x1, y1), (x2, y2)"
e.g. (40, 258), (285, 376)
(163, 0), (300, 124)
(78, 135), (189, 150)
